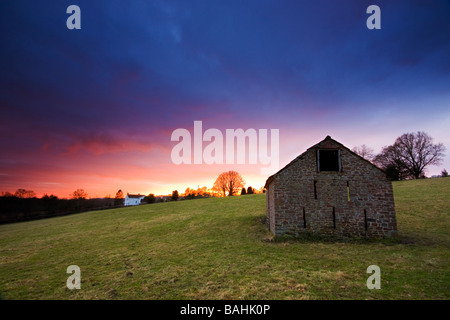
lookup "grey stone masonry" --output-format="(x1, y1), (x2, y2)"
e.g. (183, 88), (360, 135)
(264, 136), (397, 238)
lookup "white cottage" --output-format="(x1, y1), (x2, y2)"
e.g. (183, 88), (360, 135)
(124, 194), (145, 206)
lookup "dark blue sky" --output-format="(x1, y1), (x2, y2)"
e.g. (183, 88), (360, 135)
(1, 0), (449, 196)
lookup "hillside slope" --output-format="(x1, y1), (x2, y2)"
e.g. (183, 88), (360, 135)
(0, 178), (449, 299)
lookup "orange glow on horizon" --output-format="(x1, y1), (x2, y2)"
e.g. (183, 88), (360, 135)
(0, 172), (267, 200)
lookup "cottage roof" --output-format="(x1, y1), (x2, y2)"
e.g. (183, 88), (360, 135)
(126, 194), (145, 198)
(264, 135), (386, 188)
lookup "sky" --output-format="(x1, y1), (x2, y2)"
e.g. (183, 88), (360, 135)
(1, 0), (449, 198)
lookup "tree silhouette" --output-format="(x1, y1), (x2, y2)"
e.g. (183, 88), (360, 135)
(14, 189), (36, 199)
(373, 146), (409, 181)
(1, 191), (15, 197)
(115, 189), (123, 199)
(144, 193), (156, 204)
(42, 194), (58, 200)
(374, 132), (445, 179)
(72, 189), (88, 199)
(114, 189), (124, 206)
(172, 190), (179, 201)
(247, 186), (254, 194)
(212, 171), (245, 197)
(241, 187), (247, 195)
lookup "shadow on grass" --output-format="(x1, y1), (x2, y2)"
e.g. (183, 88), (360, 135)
(396, 233), (448, 247)
(256, 215), (446, 247)
(255, 215), (403, 246)
(263, 231), (446, 248)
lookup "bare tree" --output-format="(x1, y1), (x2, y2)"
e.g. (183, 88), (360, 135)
(212, 174), (228, 197)
(373, 145), (409, 181)
(212, 171), (245, 197)
(395, 132), (445, 179)
(72, 189), (88, 199)
(352, 144), (375, 161)
(374, 131), (445, 180)
(14, 189), (36, 198)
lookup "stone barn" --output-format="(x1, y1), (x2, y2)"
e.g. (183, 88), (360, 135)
(264, 136), (397, 238)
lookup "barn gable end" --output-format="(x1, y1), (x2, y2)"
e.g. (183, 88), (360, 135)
(265, 136), (397, 238)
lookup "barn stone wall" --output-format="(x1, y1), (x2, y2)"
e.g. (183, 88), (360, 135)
(266, 139), (397, 238)
(266, 183), (276, 234)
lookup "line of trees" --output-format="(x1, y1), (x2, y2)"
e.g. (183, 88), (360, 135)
(241, 186), (255, 195)
(0, 188), (125, 224)
(1, 189), (36, 199)
(183, 186), (213, 199)
(139, 171), (262, 204)
(0, 172), (266, 223)
(353, 131), (446, 181)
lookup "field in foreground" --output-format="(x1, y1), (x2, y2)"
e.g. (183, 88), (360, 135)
(0, 178), (449, 300)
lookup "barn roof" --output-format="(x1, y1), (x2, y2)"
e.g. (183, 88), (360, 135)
(264, 135), (386, 188)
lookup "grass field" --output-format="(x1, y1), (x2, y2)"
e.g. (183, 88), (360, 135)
(0, 178), (449, 300)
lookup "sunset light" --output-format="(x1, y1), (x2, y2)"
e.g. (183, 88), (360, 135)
(0, 2), (449, 198)
(1, 0), (449, 306)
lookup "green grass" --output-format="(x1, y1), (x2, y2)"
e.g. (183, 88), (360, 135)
(0, 178), (449, 300)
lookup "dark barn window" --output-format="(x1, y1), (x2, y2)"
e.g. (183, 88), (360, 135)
(318, 149), (340, 172)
